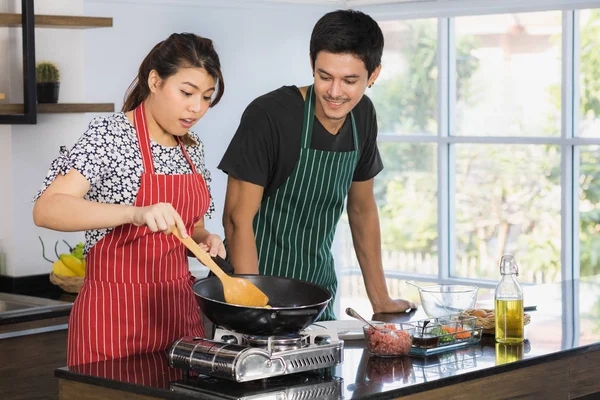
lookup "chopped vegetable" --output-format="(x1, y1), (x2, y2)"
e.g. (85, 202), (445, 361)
(442, 325), (472, 339)
(439, 329), (454, 343)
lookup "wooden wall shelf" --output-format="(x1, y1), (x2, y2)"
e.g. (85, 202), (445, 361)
(0, 1), (113, 124)
(0, 103), (115, 114)
(0, 13), (112, 29)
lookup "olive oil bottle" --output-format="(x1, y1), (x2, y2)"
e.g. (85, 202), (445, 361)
(494, 254), (524, 343)
(495, 342), (524, 365)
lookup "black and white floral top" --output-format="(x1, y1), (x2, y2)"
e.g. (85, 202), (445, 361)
(33, 112), (215, 255)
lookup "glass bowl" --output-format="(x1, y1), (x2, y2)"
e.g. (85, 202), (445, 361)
(363, 322), (415, 357)
(418, 285), (478, 318)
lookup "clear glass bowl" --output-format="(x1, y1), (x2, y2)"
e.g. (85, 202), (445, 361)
(363, 322), (415, 357)
(418, 285), (478, 318)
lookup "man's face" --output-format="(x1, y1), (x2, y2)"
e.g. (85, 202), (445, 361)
(312, 51), (379, 129)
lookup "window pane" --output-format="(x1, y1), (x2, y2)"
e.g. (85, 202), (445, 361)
(336, 143), (437, 315)
(377, 143), (438, 271)
(579, 145), (600, 277)
(578, 279), (600, 346)
(454, 144), (561, 284)
(370, 19), (438, 135)
(579, 9), (600, 137)
(455, 12), (562, 137)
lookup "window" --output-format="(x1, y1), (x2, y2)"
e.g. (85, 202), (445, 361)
(578, 9), (600, 138)
(454, 144), (561, 283)
(335, 7), (600, 319)
(579, 145), (600, 278)
(455, 12), (562, 137)
(372, 19), (438, 136)
(578, 9), (600, 279)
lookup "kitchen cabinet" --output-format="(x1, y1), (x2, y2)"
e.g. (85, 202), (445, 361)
(0, 293), (71, 399)
(0, 0), (114, 124)
(0, 326), (68, 400)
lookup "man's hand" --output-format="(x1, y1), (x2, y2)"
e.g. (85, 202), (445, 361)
(372, 297), (417, 314)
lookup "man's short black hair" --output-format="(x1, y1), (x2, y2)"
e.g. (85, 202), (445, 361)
(310, 9), (384, 78)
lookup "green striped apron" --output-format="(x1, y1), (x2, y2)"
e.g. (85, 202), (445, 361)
(253, 85), (359, 321)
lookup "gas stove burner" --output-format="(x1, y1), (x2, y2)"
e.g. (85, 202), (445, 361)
(167, 327), (344, 382)
(243, 333), (309, 351)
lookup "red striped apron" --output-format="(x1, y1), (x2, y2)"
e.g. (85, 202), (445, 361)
(67, 102), (209, 366)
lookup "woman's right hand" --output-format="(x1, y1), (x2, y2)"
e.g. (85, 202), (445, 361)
(131, 202), (188, 238)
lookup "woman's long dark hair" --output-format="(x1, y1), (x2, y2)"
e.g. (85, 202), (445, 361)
(122, 33), (225, 146)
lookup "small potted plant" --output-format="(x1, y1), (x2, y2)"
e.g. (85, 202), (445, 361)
(36, 61), (60, 103)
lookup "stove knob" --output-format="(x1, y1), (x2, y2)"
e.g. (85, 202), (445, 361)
(221, 335), (238, 344)
(314, 335), (331, 345)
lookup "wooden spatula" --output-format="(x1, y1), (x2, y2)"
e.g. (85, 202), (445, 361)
(170, 227), (269, 307)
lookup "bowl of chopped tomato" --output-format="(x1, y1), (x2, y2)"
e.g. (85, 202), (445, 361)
(363, 322), (415, 357)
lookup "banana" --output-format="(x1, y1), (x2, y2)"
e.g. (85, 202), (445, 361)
(53, 260), (77, 277)
(59, 254), (86, 276)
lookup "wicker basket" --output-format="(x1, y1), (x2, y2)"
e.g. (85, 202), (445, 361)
(459, 308), (531, 335)
(49, 272), (84, 294)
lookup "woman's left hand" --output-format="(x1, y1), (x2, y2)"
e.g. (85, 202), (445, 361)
(198, 234), (226, 258)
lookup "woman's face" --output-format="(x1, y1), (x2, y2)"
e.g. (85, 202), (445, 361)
(148, 67), (216, 136)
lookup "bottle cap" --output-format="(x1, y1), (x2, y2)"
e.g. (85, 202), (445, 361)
(499, 253), (519, 276)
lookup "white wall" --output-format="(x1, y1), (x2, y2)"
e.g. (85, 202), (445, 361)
(1, 0), (333, 277)
(1, 0), (89, 277)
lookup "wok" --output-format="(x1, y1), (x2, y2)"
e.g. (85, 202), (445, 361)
(192, 263), (331, 335)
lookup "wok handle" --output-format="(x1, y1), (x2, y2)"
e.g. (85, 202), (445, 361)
(277, 309), (319, 316)
(211, 256), (235, 275)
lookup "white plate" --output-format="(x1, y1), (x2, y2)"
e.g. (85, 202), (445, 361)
(306, 320), (382, 340)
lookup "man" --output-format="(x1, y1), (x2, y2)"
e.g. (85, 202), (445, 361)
(218, 9), (416, 320)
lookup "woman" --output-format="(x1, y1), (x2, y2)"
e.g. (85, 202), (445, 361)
(33, 33), (226, 366)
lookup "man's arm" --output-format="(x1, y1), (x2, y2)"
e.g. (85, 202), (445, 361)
(222, 176), (264, 274)
(347, 178), (416, 313)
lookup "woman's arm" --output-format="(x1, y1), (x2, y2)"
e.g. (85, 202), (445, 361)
(33, 168), (189, 236)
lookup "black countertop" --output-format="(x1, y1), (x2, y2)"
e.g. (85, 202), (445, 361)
(55, 277), (600, 399)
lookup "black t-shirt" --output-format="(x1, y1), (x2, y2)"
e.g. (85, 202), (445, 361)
(218, 85), (383, 198)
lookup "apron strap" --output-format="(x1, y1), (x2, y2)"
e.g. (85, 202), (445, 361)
(300, 86), (315, 149)
(350, 112), (358, 152)
(177, 138), (199, 175)
(301, 85), (359, 151)
(133, 103), (155, 174)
